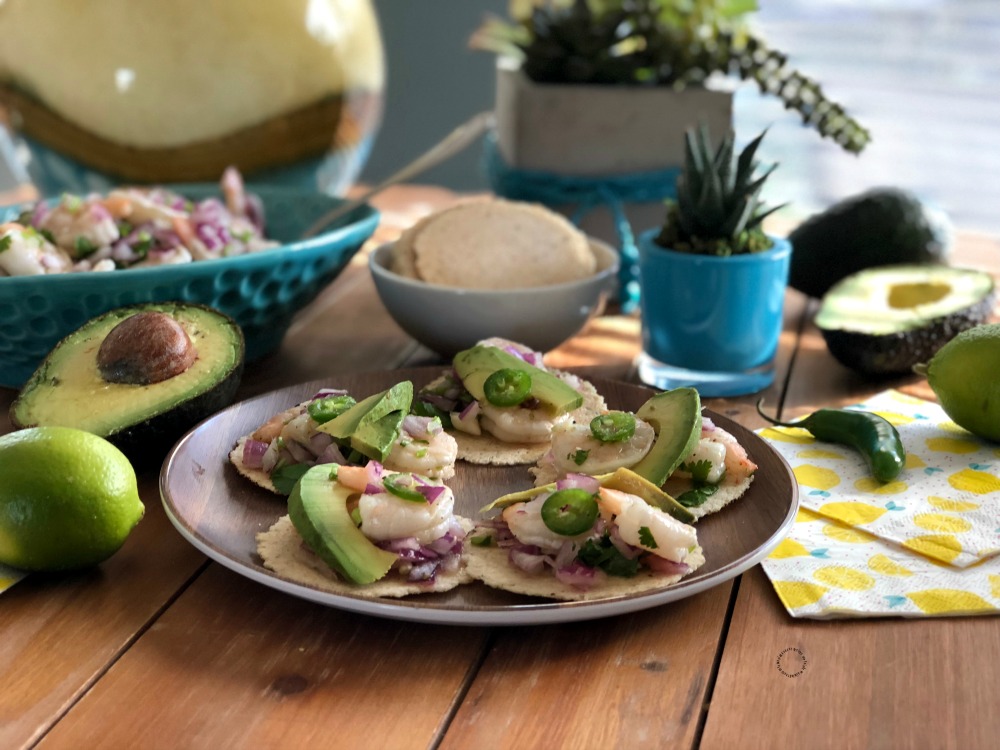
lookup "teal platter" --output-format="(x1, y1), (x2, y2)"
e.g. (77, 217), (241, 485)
(0, 186), (379, 389)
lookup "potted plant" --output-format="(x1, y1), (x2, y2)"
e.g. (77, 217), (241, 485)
(472, 0), (865, 309)
(636, 123), (791, 397)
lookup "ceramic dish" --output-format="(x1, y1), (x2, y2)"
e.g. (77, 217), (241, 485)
(0, 186), (379, 388)
(161, 367), (798, 625)
(368, 239), (619, 357)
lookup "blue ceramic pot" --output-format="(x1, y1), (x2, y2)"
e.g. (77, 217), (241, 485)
(637, 228), (791, 395)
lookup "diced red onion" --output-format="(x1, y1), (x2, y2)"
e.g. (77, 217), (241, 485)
(701, 414), (716, 432)
(402, 414), (441, 440)
(608, 525), (641, 559)
(554, 562), (601, 590)
(261, 441), (282, 473)
(459, 400), (480, 420)
(556, 473), (600, 494)
(509, 548), (547, 574)
(315, 443), (347, 465)
(644, 556), (691, 576)
(365, 461), (384, 485)
(420, 393), (457, 413)
(364, 483), (385, 495)
(241, 439), (269, 469)
(308, 432), (334, 456)
(284, 440), (313, 464)
(311, 388), (349, 400)
(416, 484), (446, 504)
(553, 540), (577, 569)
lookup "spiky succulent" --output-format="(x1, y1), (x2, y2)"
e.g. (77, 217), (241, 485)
(655, 125), (783, 256)
(471, 0), (870, 153)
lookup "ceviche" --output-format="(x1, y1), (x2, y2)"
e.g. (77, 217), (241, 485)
(0, 167), (277, 276)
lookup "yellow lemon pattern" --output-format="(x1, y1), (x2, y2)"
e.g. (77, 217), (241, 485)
(948, 468), (1000, 495)
(760, 427), (814, 444)
(868, 555), (912, 577)
(818, 502), (886, 526)
(758, 390), (1000, 619)
(794, 465), (841, 491)
(925, 437), (980, 454)
(813, 566), (875, 591)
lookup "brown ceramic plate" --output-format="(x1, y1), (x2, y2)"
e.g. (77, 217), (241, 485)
(161, 368), (798, 625)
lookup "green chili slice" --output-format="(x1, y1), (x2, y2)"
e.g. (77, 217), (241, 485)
(483, 368), (532, 407)
(308, 395), (357, 424)
(540, 488), (600, 536)
(590, 411), (637, 443)
(383, 473), (427, 503)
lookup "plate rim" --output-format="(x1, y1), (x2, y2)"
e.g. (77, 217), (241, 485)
(160, 368), (799, 626)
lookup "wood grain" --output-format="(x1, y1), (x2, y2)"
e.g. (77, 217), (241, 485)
(441, 586), (733, 750)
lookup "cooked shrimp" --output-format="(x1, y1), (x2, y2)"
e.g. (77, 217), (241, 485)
(384, 430), (458, 480)
(479, 402), (570, 444)
(547, 418), (655, 475)
(702, 428), (758, 483)
(221, 165), (247, 217)
(676, 439), (728, 484)
(359, 484), (456, 544)
(105, 189), (187, 224)
(502, 494), (593, 553)
(251, 405), (306, 443)
(0, 224), (72, 276)
(36, 199), (120, 253)
(131, 246), (193, 267)
(597, 488), (697, 562)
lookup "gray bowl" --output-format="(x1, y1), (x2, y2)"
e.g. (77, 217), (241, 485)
(369, 238), (619, 356)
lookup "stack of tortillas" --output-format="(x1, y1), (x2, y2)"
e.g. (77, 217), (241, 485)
(390, 199), (596, 289)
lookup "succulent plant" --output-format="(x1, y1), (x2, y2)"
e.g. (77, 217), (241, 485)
(472, 0), (871, 153)
(654, 124), (783, 256)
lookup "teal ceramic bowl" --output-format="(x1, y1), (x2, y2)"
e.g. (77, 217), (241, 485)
(0, 186), (379, 388)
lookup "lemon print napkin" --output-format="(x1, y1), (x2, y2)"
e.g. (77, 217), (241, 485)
(0, 563), (25, 594)
(760, 390), (1000, 618)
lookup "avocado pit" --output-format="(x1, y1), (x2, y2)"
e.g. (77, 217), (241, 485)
(97, 312), (198, 385)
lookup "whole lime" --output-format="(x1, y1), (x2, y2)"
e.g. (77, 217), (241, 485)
(0, 426), (144, 571)
(920, 323), (1000, 442)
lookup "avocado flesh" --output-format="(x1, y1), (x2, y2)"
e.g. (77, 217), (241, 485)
(816, 265), (996, 376)
(453, 345), (582, 414)
(629, 388), (703, 488)
(317, 381), (413, 461)
(789, 188), (952, 298)
(9, 303), (243, 459)
(350, 409), (406, 462)
(288, 466), (397, 584)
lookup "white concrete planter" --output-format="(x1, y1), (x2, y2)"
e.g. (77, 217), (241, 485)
(493, 58), (734, 259)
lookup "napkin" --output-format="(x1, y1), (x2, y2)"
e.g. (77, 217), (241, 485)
(760, 390), (1000, 618)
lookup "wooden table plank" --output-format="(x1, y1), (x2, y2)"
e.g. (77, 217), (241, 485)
(37, 565), (490, 750)
(441, 587), (734, 750)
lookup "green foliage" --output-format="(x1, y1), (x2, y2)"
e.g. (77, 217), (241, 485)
(471, 0), (870, 153)
(655, 124), (783, 256)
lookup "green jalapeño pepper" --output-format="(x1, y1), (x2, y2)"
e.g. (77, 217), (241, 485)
(383, 473), (427, 503)
(757, 400), (905, 482)
(308, 395), (357, 424)
(541, 488), (600, 536)
(483, 368), (532, 407)
(590, 411), (637, 443)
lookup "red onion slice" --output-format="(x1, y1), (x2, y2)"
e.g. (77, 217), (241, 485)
(241, 439), (269, 469)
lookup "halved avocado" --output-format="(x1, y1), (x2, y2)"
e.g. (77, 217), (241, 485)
(815, 265), (995, 376)
(10, 302), (244, 460)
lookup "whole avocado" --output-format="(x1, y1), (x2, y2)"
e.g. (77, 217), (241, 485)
(789, 188), (952, 298)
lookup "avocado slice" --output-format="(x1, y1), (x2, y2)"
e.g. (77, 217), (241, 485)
(453, 345), (582, 414)
(815, 264), (995, 376)
(288, 466), (397, 584)
(789, 188), (952, 298)
(629, 388), (703, 488)
(317, 381), (413, 461)
(9, 302), (243, 462)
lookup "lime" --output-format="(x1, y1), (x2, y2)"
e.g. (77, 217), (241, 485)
(920, 323), (1000, 442)
(0, 427), (144, 571)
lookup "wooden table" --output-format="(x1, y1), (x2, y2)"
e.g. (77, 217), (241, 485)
(2, 186), (999, 750)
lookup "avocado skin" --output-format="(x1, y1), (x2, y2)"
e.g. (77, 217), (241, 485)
(789, 188), (952, 298)
(10, 302), (244, 466)
(821, 295), (994, 377)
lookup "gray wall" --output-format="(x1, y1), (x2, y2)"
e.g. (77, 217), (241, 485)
(360, 1), (506, 191)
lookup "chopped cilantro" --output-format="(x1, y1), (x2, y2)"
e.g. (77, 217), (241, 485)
(62, 193), (83, 213)
(0, 235), (10, 253)
(415, 448), (428, 459)
(578, 534), (640, 578)
(74, 236), (99, 258)
(470, 534), (494, 547)
(676, 483), (719, 508)
(412, 399), (452, 430)
(570, 449), (590, 466)
(680, 459), (714, 483)
(39, 228), (56, 244)
(638, 526), (658, 549)
(132, 232), (153, 257)
(270, 463), (311, 495)
(117, 220), (133, 236)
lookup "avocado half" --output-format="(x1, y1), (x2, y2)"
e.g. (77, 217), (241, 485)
(789, 188), (952, 298)
(10, 302), (244, 461)
(815, 265), (995, 376)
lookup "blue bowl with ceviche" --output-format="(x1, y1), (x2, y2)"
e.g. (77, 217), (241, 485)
(0, 170), (379, 388)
